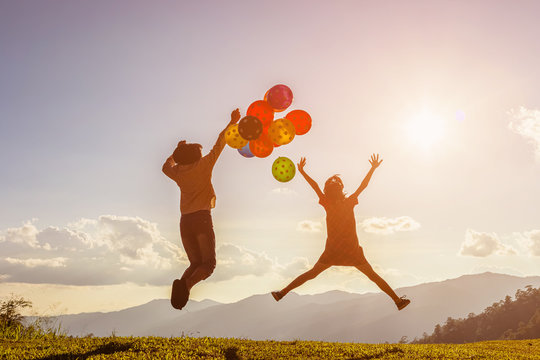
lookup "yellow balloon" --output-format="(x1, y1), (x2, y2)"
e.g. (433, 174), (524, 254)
(267, 118), (296, 146)
(272, 157), (296, 182)
(225, 124), (248, 149)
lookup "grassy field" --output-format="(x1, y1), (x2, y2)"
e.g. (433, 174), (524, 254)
(1, 336), (539, 359)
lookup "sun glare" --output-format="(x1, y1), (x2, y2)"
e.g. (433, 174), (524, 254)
(406, 110), (446, 150)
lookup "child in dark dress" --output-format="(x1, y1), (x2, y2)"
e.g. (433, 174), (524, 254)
(272, 154), (410, 311)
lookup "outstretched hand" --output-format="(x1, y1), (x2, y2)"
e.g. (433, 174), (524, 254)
(297, 157), (306, 172)
(230, 108), (241, 125)
(369, 153), (383, 169)
(296, 156), (323, 198)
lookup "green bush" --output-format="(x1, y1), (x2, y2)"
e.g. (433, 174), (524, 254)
(0, 294), (64, 340)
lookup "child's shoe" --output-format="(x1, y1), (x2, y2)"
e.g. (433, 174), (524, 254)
(271, 291), (283, 302)
(171, 278), (189, 310)
(396, 296), (410, 311)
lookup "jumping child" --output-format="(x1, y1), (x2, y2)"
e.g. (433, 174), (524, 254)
(163, 108), (241, 310)
(271, 154), (411, 311)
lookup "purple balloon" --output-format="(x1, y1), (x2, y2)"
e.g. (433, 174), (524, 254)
(238, 143), (255, 158)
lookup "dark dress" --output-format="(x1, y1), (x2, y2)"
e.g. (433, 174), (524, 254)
(316, 194), (367, 266)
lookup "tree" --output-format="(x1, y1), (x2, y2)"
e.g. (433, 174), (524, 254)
(413, 286), (540, 343)
(0, 295), (32, 328)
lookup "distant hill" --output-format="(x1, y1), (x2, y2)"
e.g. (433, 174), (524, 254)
(43, 299), (221, 337)
(415, 285), (540, 343)
(48, 272), (540, 343)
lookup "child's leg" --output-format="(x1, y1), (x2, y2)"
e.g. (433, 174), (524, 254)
(279, 262), (330, 297)
(355, 262), (400, 303)
(180, 211), (217, 290)
(180, 222), (202, 281)
(185, 232), (216, 290)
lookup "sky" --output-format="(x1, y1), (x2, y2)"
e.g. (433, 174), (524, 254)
(1, 0), (539, 315)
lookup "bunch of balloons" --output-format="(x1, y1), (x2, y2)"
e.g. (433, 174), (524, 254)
(225, 84), (312, 159)
(224, 84), (312, 183)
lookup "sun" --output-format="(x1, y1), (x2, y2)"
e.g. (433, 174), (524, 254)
(405, 109), (446, 150)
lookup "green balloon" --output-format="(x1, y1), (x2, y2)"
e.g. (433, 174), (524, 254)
(272, 157), (296, 182)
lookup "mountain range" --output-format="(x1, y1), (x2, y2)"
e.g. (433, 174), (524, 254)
(50, 272), (540, 343)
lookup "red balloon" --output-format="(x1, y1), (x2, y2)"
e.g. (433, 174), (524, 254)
(249, 133), (274, 158)
(261, 125), (279, 147)
(285, 110), (312, 135)
(265, 84), (293, 112)
(247, 100), (274, 128)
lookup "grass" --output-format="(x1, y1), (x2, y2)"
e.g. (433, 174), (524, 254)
(1, 336), (539, 359)
(0, 321), (63, 342)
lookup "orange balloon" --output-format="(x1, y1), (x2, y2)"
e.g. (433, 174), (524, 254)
(267, 118), (295, 146)
(249, 133), (274, 158)
(247, 100), (274, 129)
(285, 110), (312, 135)
(261, 125), (280, 147)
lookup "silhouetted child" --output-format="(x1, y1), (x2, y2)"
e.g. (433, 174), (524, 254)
(272, 154), (411, 311)
(163, 108), (240, 310)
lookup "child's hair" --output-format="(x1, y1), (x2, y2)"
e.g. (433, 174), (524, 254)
(324, 175), (346, 201)
(173, 141), (202, 165)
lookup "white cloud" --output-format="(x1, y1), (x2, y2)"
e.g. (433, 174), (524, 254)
(0, 220), (40, 248)
(0, 216), (183, 286)
(359, 216), (420, 235)
(515, 229), (540, 256)
(214, 244), (308, 282)
(5, 257), (67, 268)
(215, 243), (274, 281)
(296, 220), (323, 233)
(508, 106), (540, 159)
(39, 227), (88, 251)
(278, 257), (310, 276)
(272, 187), (297, 195)
(459, 229), (517, 257)
(0, 217), (308, 286)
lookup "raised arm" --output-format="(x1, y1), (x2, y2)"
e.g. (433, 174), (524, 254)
(162, 153), (177, 181)
(205, 108), (241, 165)
(297, 157), (324, 199)
(350, 153), (383, 199)
(217, 108), (241, 145)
